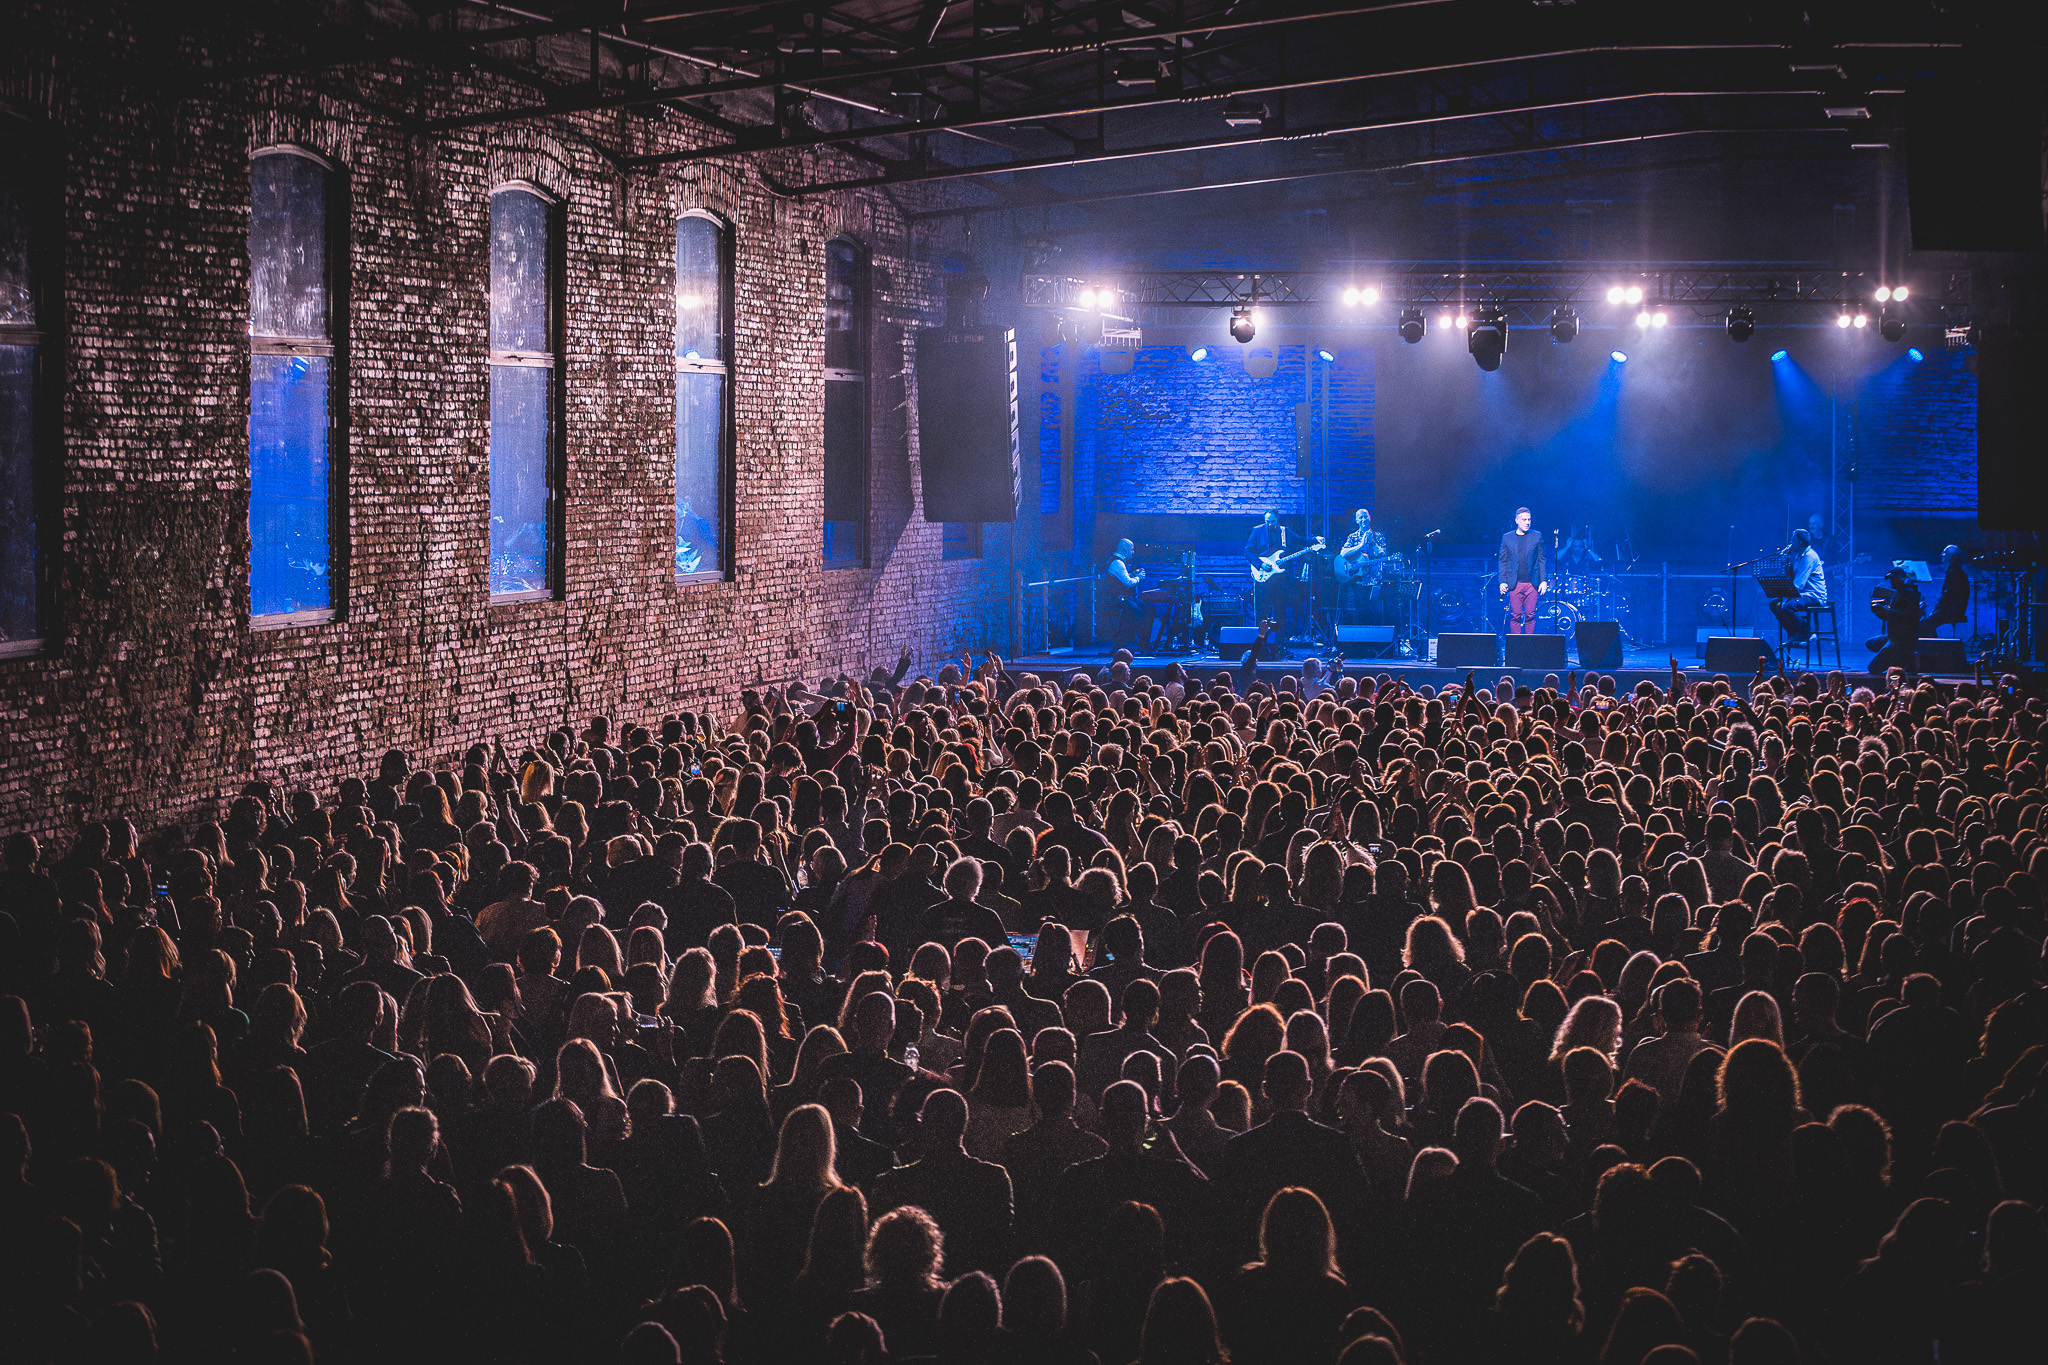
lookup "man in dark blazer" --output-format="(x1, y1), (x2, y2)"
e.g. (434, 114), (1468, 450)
(1219, 1050), (1367, 1261)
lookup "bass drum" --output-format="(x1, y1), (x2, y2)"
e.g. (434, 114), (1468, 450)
(1545, 598), (1582, 635)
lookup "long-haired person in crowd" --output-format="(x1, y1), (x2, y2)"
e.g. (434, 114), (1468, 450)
(2, 651), (2039, 1365)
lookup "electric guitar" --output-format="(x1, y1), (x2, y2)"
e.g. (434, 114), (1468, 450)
(1248, 536), (1327, 584)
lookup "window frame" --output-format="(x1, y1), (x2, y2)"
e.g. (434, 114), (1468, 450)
(822, 235), (870, 570)
(941, 522), (984, 561)
(0, 124), (62, 660)
(247, 143), (348, 632)
(486, 180), (566, 605)
(673, 208), (733, 585)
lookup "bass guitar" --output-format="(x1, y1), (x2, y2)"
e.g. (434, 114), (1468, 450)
(1248, 537), (1326, 584)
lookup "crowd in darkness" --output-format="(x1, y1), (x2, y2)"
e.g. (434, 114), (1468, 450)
(5, 640), (2048, 1365)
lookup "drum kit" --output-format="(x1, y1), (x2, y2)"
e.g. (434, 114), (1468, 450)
(1538, 571), (1636, 641)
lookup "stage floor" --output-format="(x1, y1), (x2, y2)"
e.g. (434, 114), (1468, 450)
(1006, 638), (1944, 689)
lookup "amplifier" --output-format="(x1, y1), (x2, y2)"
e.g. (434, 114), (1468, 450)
(1917, 637), (1968, 673)
(1435, 632), (1499, 667)
(1505, 634), (1569, 668)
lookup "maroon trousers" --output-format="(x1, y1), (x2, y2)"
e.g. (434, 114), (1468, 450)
(1507, 581), (1540, 633)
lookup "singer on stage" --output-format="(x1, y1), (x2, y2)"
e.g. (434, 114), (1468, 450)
(1498, 506), (1548, 634)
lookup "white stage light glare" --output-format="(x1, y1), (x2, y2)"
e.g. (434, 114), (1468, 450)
(1836, 313), (1853, 328)
(1362, 287), (1379, 304)
(1652, 311), (1668, 328)
(1874, 285), (1892, 303)
(1341, 287), (1360, 306)
(1891, 284), (1908, 301)
(1853, 313), (1868, 328)
(1636, 311), (1652, 328)
(1453, 314), (1469, 330)
(1606, 286), (1625, 304)
(1624, 285), (1644, 304)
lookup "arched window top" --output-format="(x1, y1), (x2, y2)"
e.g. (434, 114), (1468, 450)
(490, 185), (555, 356)
(249, 149), (332, 343)
(825, 236), (867, 375)
(676, 211), (727, 365)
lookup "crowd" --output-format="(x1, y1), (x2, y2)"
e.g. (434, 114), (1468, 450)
(3, 641), (2046, 1365)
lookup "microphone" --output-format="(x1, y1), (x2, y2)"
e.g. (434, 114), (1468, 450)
(1424, 530), (1442, 539)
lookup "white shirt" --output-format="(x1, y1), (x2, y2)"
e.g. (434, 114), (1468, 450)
(1793, 546), (1827, 603)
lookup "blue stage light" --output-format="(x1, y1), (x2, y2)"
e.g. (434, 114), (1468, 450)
(1190, 347), (1209, 362)
(1770, 349), (1789, 362)
(1316, 348), (1335, 363)
(1609, 350), (1627, 363)
(1907, 347), (1924, 362)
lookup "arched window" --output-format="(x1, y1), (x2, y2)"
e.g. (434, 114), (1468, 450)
(489, 184), (561, 600)
(823, 238), (868, 568)
(0, 137), (46, 654)
(248, 147), (342, 625)
(675, 212), (729, 581)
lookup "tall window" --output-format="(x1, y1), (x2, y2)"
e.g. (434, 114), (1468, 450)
(823, 238), (868, 568)
(248, 148), (341, 624)
(675, 213), (729, 580)
(0, 144), (42, 654)
(489, 185), (560, 599)
(942, 523), (982, 560)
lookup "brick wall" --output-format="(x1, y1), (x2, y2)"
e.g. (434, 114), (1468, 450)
(0, 4), (1011, 839)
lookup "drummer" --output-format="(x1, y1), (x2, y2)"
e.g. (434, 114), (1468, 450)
(1557, 524), (1603, 572)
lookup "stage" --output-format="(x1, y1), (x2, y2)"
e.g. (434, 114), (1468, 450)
(1005, 636), (1965, 690)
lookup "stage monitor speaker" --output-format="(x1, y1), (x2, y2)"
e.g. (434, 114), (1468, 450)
(1334, 625), (1395, 644)
(1906, 76), (2044, 253)
(916, 327), (1021, 523)
(1703, 636), (1772, 673)
(1574, 621), (1623, 669)
(1917, 637), (1968, 673)
(1216, 626), (1262, 646)
(1506, 634), (1569, 669)
(1435, 633), (1499, 667)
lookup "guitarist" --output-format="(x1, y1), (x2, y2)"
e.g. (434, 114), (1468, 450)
(1245, 510), (1303, 639)
(1336, 507), (1388, 622)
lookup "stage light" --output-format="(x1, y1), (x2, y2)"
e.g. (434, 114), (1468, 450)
(1468, 307), (1507, 371)
(1891, 284), (1909, 301)
(1190, 347), (1209, 362)
(1077, 288), (1097, 308)
(1550, 307), (1578, 343)
(1771, 349), (1789, 361)
(1229, 307), (1256, 343)
(1316, 348), (1336, 363)
(1880, 312), (1906, 343)
(678, 293), (705, 310)
(1635, 311), (1652, 328)
(1624, 285), (1644, 305)
(1397, 309), (1426, 344)
(1726, 305), (1755, 342)
(1341, 287), (1360, 306)
(1853, 312), (1868, 329)
(1453, 313), (1469, 330)
(1610, 350), (1628, 363)
(1606, 286), (1625, 304)
(1836, 313), (1853, 328)
(1652, 311), (1669, 328)
(1361, 287), (1379, 305)
(1907, 347), (1924, 362)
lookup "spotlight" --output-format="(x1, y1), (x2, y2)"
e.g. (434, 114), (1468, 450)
(1635, 311), (1652, 328)
(1190, 347), (1209, 362)
(1907, 347), (1924, 362)
(1624, 285), (1644, 305)
(1077, 288), (1097, 308)
(1438, 314), (1452, 330)
(1891, 284), (1909, 301)
(1468, 307), (1507, 372)
(1606, 286), (1625, 304)
(1652, 311), (1669, 328)
(1229, 307), (1256, 343)
(1316, 348), (1336, 363)
(1341, 287), (1360, 306)
(1874, 285), (1892, 303)
(1726, 305), (1755, 342)
(1361, 287), (1379, 305)
(1549, 307), (1578, 344)
(1610, 350), (1628, 363)
(1836, 313), (1853, 328)
(1853, 313), (1868, 329)
(1453, 313), (1469, 331)
(1880, 312), (1906, 343)
(1397, 309), (1426, 344)
(1771, 349), (1789, 361)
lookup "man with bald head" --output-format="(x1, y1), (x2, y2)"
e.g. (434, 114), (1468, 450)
(868, 1088), (1014, 1275)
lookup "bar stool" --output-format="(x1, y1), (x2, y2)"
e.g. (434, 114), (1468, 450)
(1783, 600), (1842, 670)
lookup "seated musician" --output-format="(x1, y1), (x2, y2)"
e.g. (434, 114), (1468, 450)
(1869, 566), (1923, 676)
(1336, 507), (1386, 621)
(1924, 545), (1970, 635)
(1769, 528), (1828, 643)
(1557, 524), (1602, 572)
(1103, 538), (1150, 647)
